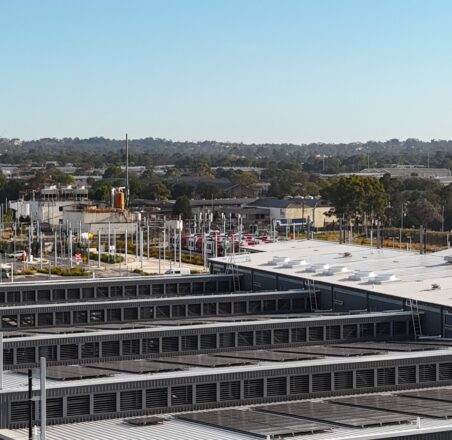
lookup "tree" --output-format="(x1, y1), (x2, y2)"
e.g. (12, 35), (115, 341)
(171, 183), (194, 199)
(196, 182), (221, 199)
(173, 195), (192, 219)
(145, 182), (171, 200)
(406, 198), (442, 227)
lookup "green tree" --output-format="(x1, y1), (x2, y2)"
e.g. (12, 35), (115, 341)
(173, 195), (192, 219)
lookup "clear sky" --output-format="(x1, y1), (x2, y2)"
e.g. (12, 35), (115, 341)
(1, 0), (452, 144)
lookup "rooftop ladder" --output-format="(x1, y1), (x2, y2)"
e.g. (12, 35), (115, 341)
(407, 298), (422, 338)
(307, 279), (318, 312)
(226, 255), (241, 292)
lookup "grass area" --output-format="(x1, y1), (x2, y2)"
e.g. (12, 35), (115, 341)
(16, 266), (91, 277)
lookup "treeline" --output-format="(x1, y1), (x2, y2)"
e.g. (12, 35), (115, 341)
(3, 137), (452, 172)
(320, 175), (452, 231)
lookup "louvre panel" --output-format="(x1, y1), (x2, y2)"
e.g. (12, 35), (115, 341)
(124, 308), (138, 320)
(146, 388), (168, 408)
(419, 363), (436, 382)
(89, 310), (104, 323)
(83, 287), (95, 299)
(255, 330), (271, 345)
(181, 335), (198, 350)
(166, 284), (177, 295)
(107, 309), (121, 322)
(290, 375), (309, 394)
(326, 325), (341, 340)
(356, 369), (375, 388)
(138, 285), (150, 296)
(122, 339), (140, 355)
(249, 301), (262, 313)
(334, 371), (353, 390)
(312, 373), (331, 392)
(172, 304), (186, 318)
(73, 311), (87, 324)
(152, 284), (164, 295)
(291, 327), (307, 342)
(97, 287), (108, 298)
(203, 303), (217, 316)
(3, 348), (13, 365)
(16, 347), (35, 364)
(234, 301), (247, 314)
(278, 298), (291, 312)
(273, 329), (289, 344)
(179, 283), (191, 294)
(171, 386), (193, 405)
(218, 302), (232, 315)
(162, 337), (179, 352)
(120, 390), (142, 411)
(244, 379), (264, 399)
(219, 332), (235, 348)
(142, 338), (160, 354)
(439, 362), (452, 380)
(38, 290), (51, 301)
(94, 393), (116, 414)
(188, 304), (201, 317)
(81, 342), (99, 359)
(377, 367), (396, 386)
(237, 331), (253, 347)
(359, 323), (374, 338)
(308, 326), (324, 342)
(200, 334), (217, 349)
(206, 281), (217, 292)
(376, 321), (391, 336)
(39, 345), (57, 361)
(343, 324), (358, 339)
(196, 383), (217, 403)
(102, 341), (120, 357)
(110, 286), (123, 297)
(67, 395), (90, 416)
(46, 398), (63, 419)
(263, 300), (277, 312)
(11, 401), (34, 423)
(140, 307), (154, 320)
(292, 298), (306, 312)
(53, 289), (65, 301)
(398, 365), (416, 384)
(22, 291), (35, 302)
(55, 312), (70, 325)
(393, 320), (407, 336)
(67, 288), (80, 300)
(125, 285), (137, 297)
(220, 381), (240, 401)
(38, 313), (53, 326)
(267, 377), (287, 396)
(156, 306), (170, 318)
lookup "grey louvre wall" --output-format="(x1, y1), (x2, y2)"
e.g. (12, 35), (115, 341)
(3, 351), (452, 429)
(277, 276), (304, 291)
(252, 271), (277, 291)
(212, 262), (443, 337)
(0, 274), (235, 306)
(0, 291), (308, 331)
(2, 312), (412, 369)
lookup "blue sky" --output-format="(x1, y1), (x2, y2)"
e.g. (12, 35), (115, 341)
(1, 0), (452, 143)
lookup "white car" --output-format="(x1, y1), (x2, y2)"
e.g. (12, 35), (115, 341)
(6, 251), (26, 260)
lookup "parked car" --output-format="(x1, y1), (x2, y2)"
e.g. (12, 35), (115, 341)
(164, 268), (191, 276)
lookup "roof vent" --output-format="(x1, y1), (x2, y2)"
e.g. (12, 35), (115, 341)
(320, 266), (349, 276)
(306, 263), (330, 273)
(432, 283), (441, 290)
(282, 259), (308, 268)
(343, 252), (352, 257)
(369, 273), (398, 284)
(348, 270), (375, 281)
(125, 416), (166, 426)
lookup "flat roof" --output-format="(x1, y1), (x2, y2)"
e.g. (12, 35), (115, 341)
(2, 311), (411, 343)
(212, 240), (452, 308)
(1, 348), (450, 393)
(8, 389), (452, 440)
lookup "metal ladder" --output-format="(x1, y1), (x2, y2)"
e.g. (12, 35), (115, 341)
(407, 299), (422, 338)
(226, 255), (241, 292)
(307, 279), (318, 312)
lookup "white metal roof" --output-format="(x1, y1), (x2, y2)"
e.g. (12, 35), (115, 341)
(213, 240), (452, 307)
